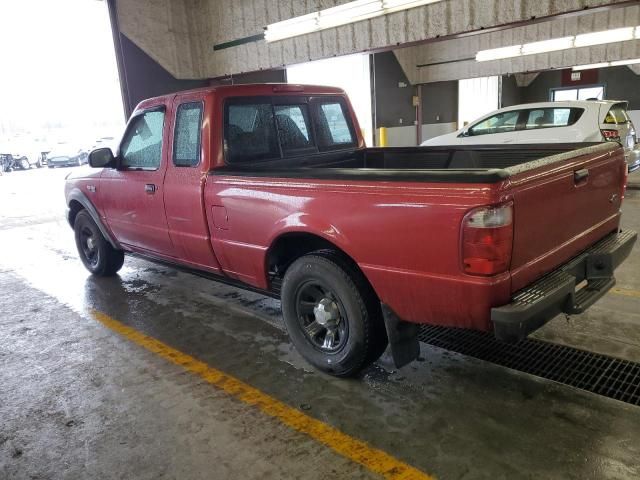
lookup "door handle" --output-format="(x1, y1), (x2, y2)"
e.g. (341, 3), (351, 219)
(574, 169), (589, 183)
(145, 183), (156, 194)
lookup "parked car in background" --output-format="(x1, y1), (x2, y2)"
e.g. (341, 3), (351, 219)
(0, 153), (17, 172)
(13, 152), (42, 169)
(422, 100), (640, 172)
(1, 142), (43, 170)
(47, 143), (89, 168)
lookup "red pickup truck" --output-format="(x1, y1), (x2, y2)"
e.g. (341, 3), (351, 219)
(65, 84), (636, 376)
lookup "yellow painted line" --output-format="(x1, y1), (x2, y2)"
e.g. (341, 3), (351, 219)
(611, 287), (640, 299)
(90, 309), (434, 480)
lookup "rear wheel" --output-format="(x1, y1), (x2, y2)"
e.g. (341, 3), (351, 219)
(19, 158), (30, 170)
(281, 251), (387, 377)
(74, 210), (124, 276)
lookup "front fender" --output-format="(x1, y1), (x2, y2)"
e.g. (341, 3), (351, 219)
(66, 188), (119, 249)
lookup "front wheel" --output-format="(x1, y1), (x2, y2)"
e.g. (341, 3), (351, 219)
(19, 158), (30, 170)
(74, 210), (124, 276)
(281, 251), (387, 377)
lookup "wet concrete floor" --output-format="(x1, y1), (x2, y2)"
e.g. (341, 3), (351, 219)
(1, 167), (640, 479)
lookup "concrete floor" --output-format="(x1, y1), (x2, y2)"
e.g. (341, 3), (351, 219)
(1, 167), (640, 479)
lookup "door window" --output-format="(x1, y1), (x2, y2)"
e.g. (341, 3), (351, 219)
(173, 102), (203, 167)
(120, 109), (165, 170)
(468, 110), (519, 136)
(523, 108), (583, 129)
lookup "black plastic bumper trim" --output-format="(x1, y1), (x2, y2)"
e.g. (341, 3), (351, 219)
(491, 230), (637, 342)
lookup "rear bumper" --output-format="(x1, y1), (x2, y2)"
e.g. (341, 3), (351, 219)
(491, 230), (637, 342)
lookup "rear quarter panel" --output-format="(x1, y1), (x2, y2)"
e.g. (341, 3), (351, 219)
(205, 176), (512, 329)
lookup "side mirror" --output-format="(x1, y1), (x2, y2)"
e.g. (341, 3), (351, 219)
(458, 129), (470, 138)
(88, 148), (115, 168)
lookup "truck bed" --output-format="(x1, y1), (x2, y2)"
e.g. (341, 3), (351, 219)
(212, 143), (605, 183)
(206, 141), (625, 330)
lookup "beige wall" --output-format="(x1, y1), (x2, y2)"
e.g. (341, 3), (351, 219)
(115, 0), (633, 80)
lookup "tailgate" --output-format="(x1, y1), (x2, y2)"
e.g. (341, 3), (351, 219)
(509, 143), (625, 293)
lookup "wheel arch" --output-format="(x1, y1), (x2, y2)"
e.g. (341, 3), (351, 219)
(264, 231), (378, 301)
(66, 189), (119, 249)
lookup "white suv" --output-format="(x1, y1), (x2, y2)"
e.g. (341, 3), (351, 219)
(422, 100), (640, 172)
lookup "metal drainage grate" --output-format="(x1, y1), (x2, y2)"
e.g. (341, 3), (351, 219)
(418, 325), (640, 406)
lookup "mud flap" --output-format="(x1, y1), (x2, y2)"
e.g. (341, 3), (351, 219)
(381, 304), (420, 368)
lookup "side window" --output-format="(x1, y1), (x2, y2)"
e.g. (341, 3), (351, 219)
(120, 109), (165, 169)
(225, 102), (279, 163)
(468, 110), (519, 136)
(313, 100), (356, 149)
(274, 104), (313, 153)
(173, 102), (203, 167)
(523, 108), (583, 130)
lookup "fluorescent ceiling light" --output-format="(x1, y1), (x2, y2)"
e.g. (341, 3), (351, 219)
(610, 57), (640, 66)
(382, 0), (441, 13)
(476, 25), (640, 62)
(265, 0), (442, 42)
(318, 0), (381, 30)
(475, 45), (522, 62)
(264, 13), (319, 42)
(574, 27), (634, 47)
(572, 62), (610, 71)
(521, 36), (574, 55)
(572, 58), (640, 70)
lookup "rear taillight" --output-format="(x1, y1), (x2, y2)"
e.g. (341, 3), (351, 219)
(601, 129), (621, 142)
(462, 202), (514, 276)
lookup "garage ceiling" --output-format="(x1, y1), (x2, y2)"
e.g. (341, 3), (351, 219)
(394, 3), (640, 83)
(112, 0), (634, 79)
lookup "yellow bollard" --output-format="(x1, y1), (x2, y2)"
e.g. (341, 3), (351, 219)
(378, 127), (388, 147)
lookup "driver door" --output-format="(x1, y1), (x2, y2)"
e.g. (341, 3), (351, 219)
(101, 105), (175, 256)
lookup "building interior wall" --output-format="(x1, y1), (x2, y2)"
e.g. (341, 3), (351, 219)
(501, 66), (640, 124)
(373, 52), (457, 146)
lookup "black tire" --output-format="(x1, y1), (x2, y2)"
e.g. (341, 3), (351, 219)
(281, 250), (387, 377)
(19, 158), (30, 170)
(74, 210), (124, 276)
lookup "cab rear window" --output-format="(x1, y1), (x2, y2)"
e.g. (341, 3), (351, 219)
(224, 96), (356, 164)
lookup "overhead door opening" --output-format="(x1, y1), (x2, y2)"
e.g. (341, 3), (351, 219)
(458, 76), (499, 129)
(287, 54), (373, 146)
